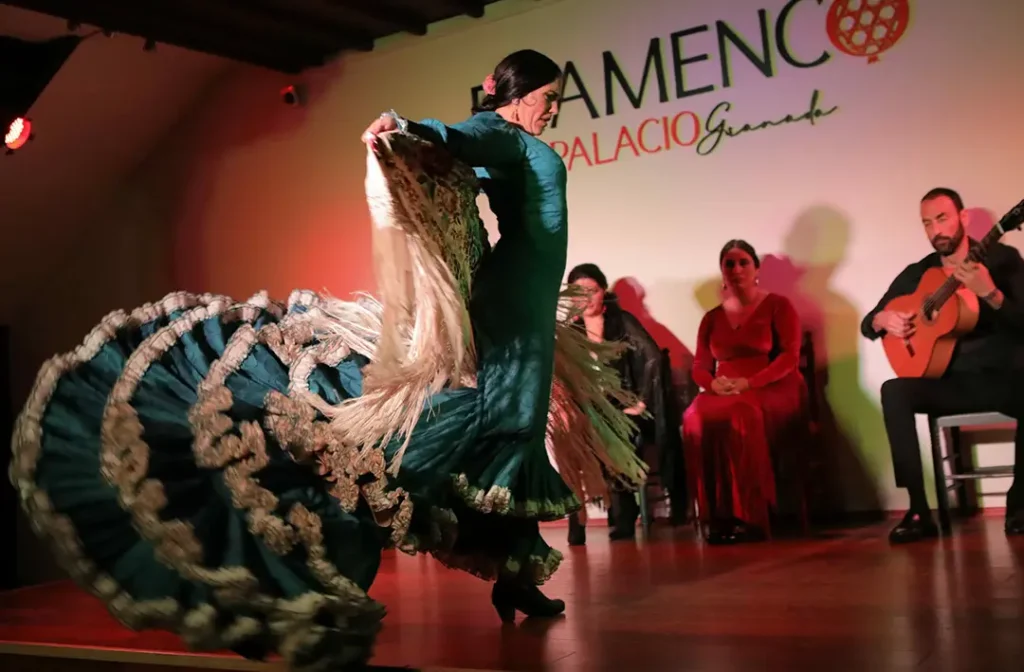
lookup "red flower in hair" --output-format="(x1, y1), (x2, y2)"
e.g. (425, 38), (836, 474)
(482, 74), (497, 96)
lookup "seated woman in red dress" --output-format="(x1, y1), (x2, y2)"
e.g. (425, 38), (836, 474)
(683, 240), (809, 544)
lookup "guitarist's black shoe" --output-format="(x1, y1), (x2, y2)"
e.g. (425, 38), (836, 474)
(889, 511), (939, 544)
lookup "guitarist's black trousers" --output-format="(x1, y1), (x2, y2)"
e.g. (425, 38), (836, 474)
(880, 371), (1024, 516)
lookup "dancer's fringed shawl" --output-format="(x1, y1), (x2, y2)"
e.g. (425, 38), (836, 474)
(311, 131), (646, 501)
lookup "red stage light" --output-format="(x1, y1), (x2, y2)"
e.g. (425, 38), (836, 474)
(5, 117), (31, 151)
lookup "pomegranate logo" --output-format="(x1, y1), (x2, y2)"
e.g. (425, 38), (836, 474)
(826, 0), (911, 64)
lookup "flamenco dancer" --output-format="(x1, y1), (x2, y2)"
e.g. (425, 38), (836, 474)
(9, 49), (646, 670)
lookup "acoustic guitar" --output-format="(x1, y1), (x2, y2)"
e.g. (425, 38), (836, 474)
(882, 199), (1024, 378)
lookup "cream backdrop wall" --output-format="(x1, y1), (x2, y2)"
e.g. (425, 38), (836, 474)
(95, 0), (1024, 515)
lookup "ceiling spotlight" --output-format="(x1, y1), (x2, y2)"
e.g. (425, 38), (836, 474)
(5, 117), (33, 154)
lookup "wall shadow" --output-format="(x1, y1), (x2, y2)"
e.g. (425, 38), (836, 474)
(610, 277), (694, 519)
(611, 277), (694, 375)
(692, 205), (886, 522)
(767, 206), (885, 519)
(964, 206), (997, 241)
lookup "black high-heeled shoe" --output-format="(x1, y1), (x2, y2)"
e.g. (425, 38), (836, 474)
(491, 578), (566, 623)
(567, 513), (586, 546)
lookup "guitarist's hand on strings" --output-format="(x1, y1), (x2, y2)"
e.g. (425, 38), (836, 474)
(953, 259), (997, 299)
(873, 310), (916, 338)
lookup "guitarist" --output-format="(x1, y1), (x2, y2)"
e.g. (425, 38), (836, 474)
(861, 187), (1024, 543)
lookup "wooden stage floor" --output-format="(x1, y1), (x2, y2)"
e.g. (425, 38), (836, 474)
(1, 517), (1023, 671)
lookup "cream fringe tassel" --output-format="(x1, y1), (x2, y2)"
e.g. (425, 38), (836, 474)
(308, 132), (646, 501)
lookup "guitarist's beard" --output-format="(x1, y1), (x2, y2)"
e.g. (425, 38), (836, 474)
(931, 221), (965, 257)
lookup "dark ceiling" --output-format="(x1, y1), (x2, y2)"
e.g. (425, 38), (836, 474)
(1, 0), (504, 73)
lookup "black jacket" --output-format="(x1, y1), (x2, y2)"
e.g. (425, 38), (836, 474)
(574, 293), (685, 493)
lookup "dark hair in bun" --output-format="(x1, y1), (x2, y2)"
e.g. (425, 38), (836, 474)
(473, 49), (562, 113)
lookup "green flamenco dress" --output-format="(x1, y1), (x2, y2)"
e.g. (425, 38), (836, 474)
(9, 112), (645, 670)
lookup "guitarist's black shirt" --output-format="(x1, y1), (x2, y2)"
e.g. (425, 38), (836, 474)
(862, 240), (1024, 373)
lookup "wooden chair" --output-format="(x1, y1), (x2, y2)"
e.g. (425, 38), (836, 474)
(798, 331), (818, 424)
(793, 331), (819, 530)
(638, 348), (684, 537)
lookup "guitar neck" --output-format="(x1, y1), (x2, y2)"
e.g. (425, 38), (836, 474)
(926, 224), (1005, 310)
(972, 224), (1006, 259)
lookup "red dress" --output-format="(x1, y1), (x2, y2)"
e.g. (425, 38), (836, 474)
(682, 292), (808, 534)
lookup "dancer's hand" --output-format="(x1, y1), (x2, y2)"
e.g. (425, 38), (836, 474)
(362, 115), (398, 147)
(623, 401), (646, 416)
(710, 377), (734, 395)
